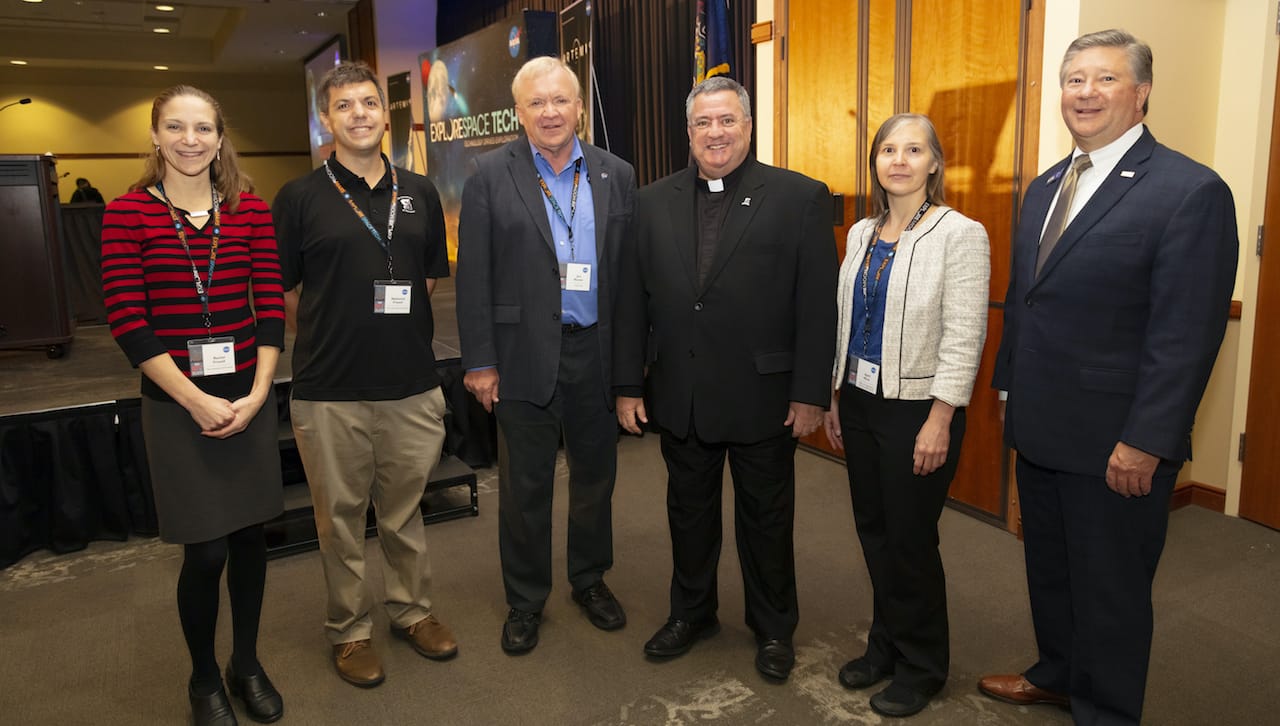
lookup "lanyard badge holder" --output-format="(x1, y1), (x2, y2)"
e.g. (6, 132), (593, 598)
(324, 160), (411, 314)
(539, 159), (592, 292)
(848, 201), (931, 394)
(158, 180), (237, 377)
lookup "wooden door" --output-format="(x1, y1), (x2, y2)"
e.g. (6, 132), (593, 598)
(779, 0), (1033, 523)
(1239, 55), (1280, 531)
(908, 0), (1022, 519)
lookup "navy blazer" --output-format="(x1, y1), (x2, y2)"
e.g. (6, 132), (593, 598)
(614, 159), (837, 443)
(456, 137), (637, 408)
(993, 128), (1237, 476)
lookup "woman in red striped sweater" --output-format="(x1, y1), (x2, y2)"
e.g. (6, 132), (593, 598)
(101, 86), (286, 726)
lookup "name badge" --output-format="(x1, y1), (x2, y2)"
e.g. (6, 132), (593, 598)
(188, 336), (236, 377)
(849, 355), (879, 394)
(561, 262), (592, 292)
(374, 280), (412, 314)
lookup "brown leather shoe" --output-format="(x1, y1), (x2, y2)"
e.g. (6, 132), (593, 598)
(393, 613), (459, 660)
(333, 639), (385, 688)
(978, 674), (1069, 707)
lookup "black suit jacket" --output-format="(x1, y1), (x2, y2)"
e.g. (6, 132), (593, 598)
(992, 128), (1238, 476)
(456, 137), (637, 408)
(615, 159), (838, 443)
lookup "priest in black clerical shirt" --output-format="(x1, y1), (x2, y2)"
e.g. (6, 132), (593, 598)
(614, 75), (837, 682)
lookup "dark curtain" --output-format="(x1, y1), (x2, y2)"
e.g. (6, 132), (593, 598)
(0, 402), (158, 569)
(60, 204), (108, 324)
(437, 0), (756, 185)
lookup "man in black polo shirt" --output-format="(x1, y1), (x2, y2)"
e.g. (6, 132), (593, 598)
(273, 61), (457, 688)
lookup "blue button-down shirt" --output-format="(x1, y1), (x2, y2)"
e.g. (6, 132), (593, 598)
(532, 139), (597, 326)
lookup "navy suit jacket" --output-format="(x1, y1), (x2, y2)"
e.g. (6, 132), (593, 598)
(456, 137), (637, 408)
(993, 128), (1237, 476)
(614, 159), (837, 443)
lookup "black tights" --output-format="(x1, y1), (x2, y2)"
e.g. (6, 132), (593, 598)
(177, 524), (267, 694)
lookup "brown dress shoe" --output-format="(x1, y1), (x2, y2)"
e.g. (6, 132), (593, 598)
(978, 673), (1069, 707)
(333, 639), (385, 688)
(393, 613), (459, 660)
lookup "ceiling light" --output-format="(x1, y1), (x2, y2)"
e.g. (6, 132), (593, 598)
(316, 11), (326, 17)
(153, 27), (171, 34)
(10, 60), (29, 65)
(156, 4), (175, 10)
(22, 0), (44, 4)
(154, 65), (169, 70)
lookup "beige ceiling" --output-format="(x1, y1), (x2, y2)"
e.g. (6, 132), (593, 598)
(0, 0), (354, 74)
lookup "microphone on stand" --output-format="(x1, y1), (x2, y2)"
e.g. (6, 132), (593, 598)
(0, 97), (33, 112)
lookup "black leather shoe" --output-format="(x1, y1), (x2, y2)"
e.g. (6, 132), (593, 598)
(501, 608), (541, 654)
(870, 681), (933, 718)
(643, 617), (720, 657)
(838, 656), (893, 690)
(190, 683), (238, 726)
(572, 581), (626, 630)
(755, 639), (795, 681)
(225, 664), (284, 724)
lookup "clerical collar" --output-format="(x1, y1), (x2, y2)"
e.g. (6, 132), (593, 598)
(696, 160), (749, 194)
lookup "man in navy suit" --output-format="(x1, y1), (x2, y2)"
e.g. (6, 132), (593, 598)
(982, 29), (1237, 725)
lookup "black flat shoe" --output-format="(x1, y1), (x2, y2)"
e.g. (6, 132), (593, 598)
(754, 639), (795, 681)
(643, 617), (720, 658)
(870, 681), (933, 718)
(190, 683), (238, 726)
(838, 656), (894, 690)
(224, 664), (283, 724)
(501, 608), (542, 654)
(572, 581), (627, 630)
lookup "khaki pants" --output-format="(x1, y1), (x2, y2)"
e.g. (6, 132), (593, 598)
(291, 387), (447, 644)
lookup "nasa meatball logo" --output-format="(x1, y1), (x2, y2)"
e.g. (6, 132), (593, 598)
(508, 26), (522, 57)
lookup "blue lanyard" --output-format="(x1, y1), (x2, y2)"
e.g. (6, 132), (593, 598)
(156, 179), (221, 333)
(857, 201), (930, 354)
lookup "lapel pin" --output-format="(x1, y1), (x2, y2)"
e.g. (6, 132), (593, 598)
(601, 172), (609, 179)
(1120, 170), (1135, 178)
(741, 197), (751, 207)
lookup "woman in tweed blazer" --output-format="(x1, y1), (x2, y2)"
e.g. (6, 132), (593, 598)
(822, 113), (990, 718)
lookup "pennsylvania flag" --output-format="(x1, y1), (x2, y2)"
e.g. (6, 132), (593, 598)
(694, 0), (732, 83)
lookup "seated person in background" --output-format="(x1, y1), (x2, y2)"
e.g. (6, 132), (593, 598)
(70, 177), (105, 203)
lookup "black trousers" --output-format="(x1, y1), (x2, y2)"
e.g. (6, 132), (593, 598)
(1017, 453), (1175, 726)
(838, 381), (964, 696)
(658, 424), (799, 640)
(494, 326), (617, 612)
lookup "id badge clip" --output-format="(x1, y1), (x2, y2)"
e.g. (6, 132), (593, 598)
(188, 336), (236, 377)
(560, 262), (592, 292)
(374, 280), (412, 314)
(848, 355), (880, 394)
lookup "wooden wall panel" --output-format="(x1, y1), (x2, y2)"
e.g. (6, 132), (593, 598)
(908, 0), (1020, 302)
(784, 0), (860, 200)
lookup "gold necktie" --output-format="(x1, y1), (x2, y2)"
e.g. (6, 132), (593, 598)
(1035, 153), (1092, 277)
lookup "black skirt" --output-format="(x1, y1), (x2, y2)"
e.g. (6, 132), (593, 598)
(141, 388), (284, 544)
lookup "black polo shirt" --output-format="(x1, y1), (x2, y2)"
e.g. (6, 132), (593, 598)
(273, 153), (450, 401)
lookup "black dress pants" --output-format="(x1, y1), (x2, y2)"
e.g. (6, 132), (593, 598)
(494, 326), (617, 612)
(658, 424), (799, 641)
(838, 381), (964, 697)
(1017, 453), (1175, 725)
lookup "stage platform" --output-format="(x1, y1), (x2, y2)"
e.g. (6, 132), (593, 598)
(0, 279), (492, 568)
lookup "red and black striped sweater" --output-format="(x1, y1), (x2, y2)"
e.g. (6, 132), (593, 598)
(101, 190), (286, 402)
